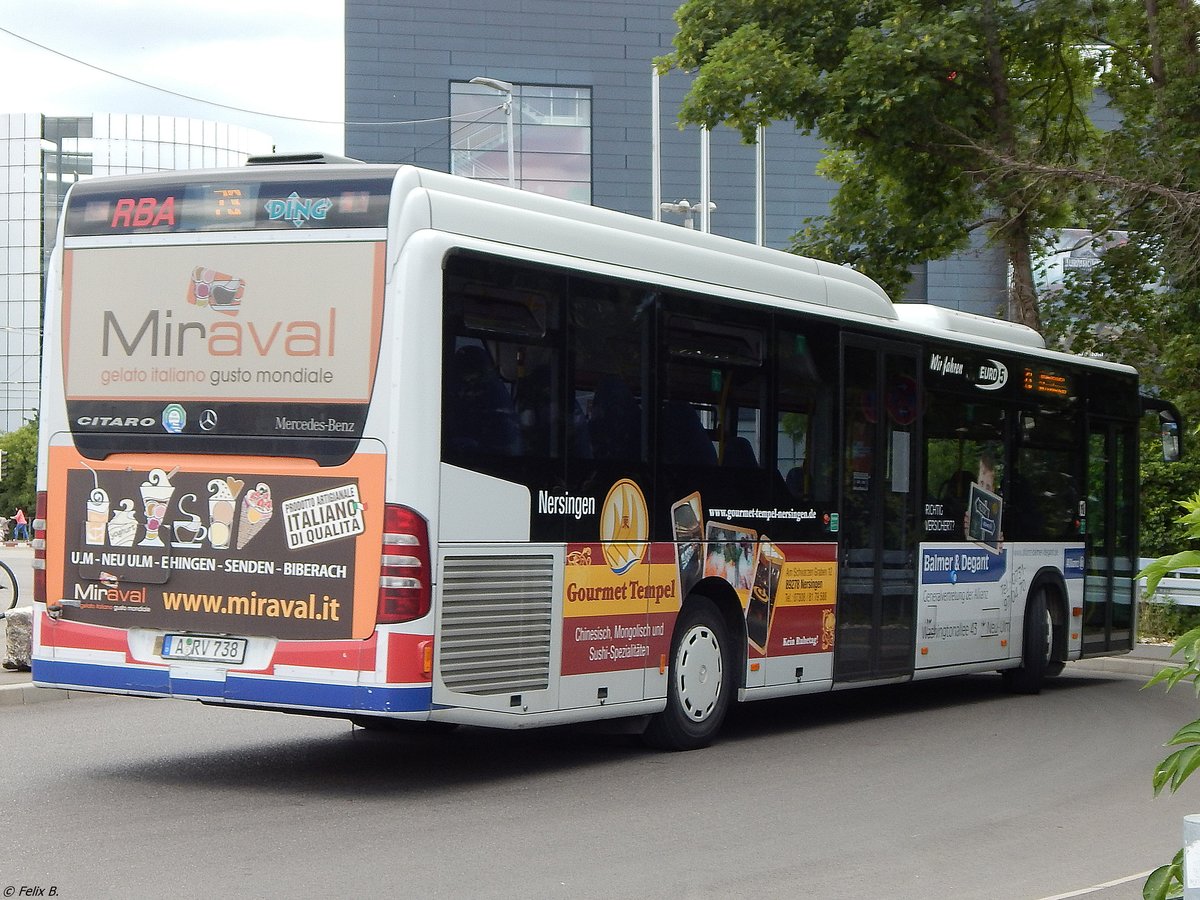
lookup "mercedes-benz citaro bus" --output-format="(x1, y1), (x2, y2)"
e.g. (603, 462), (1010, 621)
(31, 154), (1181, 750)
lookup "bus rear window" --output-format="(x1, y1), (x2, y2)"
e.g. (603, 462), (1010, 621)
(61, 239), (385, 462)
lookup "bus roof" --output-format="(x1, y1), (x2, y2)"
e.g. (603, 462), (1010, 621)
(63, 161), (1119, 366)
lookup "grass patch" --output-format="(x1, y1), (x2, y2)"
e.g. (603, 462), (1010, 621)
(1139, 597), (1200, 643)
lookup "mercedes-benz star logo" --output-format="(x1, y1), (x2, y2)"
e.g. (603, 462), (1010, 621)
(199, 409), (218, 431)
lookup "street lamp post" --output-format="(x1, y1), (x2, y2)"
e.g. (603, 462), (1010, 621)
(469, 76), (516, 189)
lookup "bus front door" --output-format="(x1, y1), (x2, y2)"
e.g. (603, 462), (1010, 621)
(835, 340), (920, 682)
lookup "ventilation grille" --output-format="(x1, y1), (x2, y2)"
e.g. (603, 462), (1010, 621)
(439, 555), (554, 695)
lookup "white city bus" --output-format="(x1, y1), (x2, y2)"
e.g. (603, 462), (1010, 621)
(31, 156), (1177, 749)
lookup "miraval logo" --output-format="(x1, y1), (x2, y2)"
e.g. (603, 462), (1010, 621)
(77, 416), (155, 427)
(975, 359), (1009, 391)
(264, 192), (332, 228)
(74, 582), (147, 604)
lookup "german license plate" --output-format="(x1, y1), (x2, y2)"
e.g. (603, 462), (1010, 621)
(161, 634), (247, 665)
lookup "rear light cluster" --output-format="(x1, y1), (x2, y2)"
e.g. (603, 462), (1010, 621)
(377, 504), (432, 624)
(32, 490), (46, 604)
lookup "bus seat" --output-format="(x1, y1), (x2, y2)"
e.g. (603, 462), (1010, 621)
(662, 400), (717, 466)
(589, 375), (641, 460)
(785, 466), (806, 498)
(723, 436), (758, 468)
(445, 344), (523, 456)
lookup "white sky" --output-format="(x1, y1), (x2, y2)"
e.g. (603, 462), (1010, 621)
(0, 0), (345, 153)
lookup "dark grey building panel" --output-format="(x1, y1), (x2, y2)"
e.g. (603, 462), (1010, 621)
(345, 0), (1001, 315)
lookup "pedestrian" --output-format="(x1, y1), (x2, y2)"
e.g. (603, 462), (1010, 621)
(12, 508), (28, 542)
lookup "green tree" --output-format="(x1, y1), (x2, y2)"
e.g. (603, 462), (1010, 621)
(0, 417), (38, 527)
(1141, 486), (1200, 900)
(1036, 0), (1200, 429)
(661, 0), (1105, 329)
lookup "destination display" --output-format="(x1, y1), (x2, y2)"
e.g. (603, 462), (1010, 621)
(64, 176), (395, 235)
(925, 348), (1078, 404)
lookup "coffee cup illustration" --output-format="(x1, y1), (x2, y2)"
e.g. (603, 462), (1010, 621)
(172, 520), (208, 547)
(171, 493), (208, 547)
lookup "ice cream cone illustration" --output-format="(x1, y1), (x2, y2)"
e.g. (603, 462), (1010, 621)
(236, 483), (273, 549)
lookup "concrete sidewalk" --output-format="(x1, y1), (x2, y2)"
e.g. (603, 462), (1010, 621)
(1, 639), (1188, 708)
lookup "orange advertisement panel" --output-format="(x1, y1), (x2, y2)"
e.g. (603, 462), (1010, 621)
(47, 445), (384, 640)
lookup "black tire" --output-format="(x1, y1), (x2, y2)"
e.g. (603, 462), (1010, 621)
(1002, 586), (1051, 694)
(643, 597), (733, 751)
(0, 560), (17, 611)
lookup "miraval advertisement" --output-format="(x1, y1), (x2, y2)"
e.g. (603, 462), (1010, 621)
(62, 241), (383, 404)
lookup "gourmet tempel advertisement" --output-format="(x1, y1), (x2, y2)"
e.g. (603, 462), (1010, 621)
(561, 480), (838, 675)
(47, 447), (384, 640)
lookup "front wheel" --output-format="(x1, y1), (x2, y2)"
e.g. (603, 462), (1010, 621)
(643, 598), (733, 751)
(1002, 587), (1052, 694)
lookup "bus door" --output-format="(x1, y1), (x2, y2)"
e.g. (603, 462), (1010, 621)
(835, 339), (920, 682)
(1082, 418), (1137, 654)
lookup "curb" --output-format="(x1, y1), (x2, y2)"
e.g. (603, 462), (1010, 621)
(0, 680), (82, 706)
(1070, 656), (1183, 679)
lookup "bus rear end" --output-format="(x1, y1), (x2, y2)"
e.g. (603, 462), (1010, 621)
(32, 164), (432, 720)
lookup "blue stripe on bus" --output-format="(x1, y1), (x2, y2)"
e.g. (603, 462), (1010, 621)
(32, 659), (432, 713)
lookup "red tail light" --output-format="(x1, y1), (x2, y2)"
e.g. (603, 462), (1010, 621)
(33, 490), (46, 604)
(377, 504), (431, 624)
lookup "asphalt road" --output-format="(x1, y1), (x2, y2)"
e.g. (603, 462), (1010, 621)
(1, 667), (1195, 900)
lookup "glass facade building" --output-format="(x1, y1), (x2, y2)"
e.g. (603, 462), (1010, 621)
(345, 0), (1010, 322)
(0, 113), (272, 433)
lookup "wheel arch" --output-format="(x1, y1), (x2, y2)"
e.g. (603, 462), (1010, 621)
(1026, 566), (1069, 665)
(686, 576), (748, 689)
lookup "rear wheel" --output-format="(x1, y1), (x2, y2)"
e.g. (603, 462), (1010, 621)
(643, 598), (733, 751)
(1002, 587), (1051, 694)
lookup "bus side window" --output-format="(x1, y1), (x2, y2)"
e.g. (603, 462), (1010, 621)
(570, 278), (649, 463)
(584, 375), (640, 460)
(776, 328), (835, 503)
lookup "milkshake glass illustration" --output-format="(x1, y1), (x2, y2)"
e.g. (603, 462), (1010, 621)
(207, 477), (242, 549)
(81, 463), (109, 545)
(86, 487), (110, 546)
(107, 500), (138, 547)
(138, 468), (176, 547)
